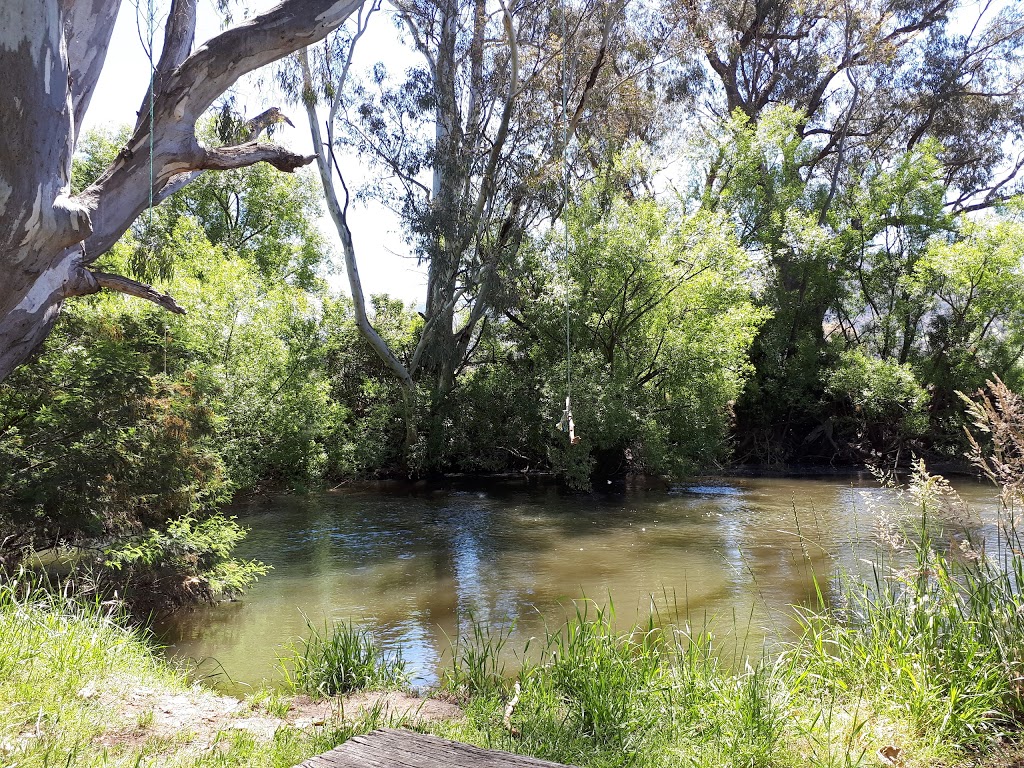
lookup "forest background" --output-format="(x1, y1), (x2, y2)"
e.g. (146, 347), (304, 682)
(3, 0), (1024, 609)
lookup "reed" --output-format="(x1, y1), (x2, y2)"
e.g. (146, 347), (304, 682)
(280, 616), (408, 698)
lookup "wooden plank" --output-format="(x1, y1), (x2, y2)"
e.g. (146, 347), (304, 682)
(296, 728), (578, 768)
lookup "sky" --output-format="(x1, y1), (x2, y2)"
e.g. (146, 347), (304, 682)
(82, 0), (428, 304)
(79, 0), (1010, 307)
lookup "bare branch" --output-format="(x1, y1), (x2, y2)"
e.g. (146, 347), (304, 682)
(298, 48), (417, 393)
(568, 11), (612, 139)
(202, 142), (315, 173)
(90, 271), (186, 314)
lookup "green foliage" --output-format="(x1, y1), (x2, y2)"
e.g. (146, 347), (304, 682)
(522, 167), (767, 485)
(281, 617), (408, 698)
(71, 125), (130, 194)
(319, 294), (423, 477)
(1, 130), (344, 607)
(445, 616), (514, 697)
(151, 218), (348, 492)
(703, 106), (1024, 464)
(103, 514), (267, 610)
(0, 292), (229, 556)
(540, 603), (669, 749)
(165, 161), (331, 291)
(824, 349), (929, 455)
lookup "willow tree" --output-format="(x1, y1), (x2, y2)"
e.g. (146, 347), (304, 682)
(0, 0), (364, 383)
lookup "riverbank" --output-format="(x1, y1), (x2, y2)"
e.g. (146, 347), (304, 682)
(7, 465), (1024, 767)
(6, 521), (1024, 768)
(0, 582), (464, 767)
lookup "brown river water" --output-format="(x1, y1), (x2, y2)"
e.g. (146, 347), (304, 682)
(156, 474), (1004, 693)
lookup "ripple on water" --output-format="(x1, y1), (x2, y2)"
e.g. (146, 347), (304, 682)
(673, 485), (745, 496)
(158, 476), (1003, 694)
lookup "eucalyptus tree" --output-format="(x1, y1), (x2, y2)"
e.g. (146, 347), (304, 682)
(0, 0), (366, 383)
(293, 0), (660, 452)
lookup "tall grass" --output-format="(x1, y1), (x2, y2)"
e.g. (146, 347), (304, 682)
(795, 469), (1024, 750)
(0, 575), (392, 767)
(280, 616), (408, 698)
(429, 464), (1024, 767)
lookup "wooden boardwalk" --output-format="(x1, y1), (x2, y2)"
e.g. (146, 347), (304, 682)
(296, 728), (578, 768)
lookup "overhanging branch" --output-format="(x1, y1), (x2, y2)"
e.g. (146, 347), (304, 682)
(91, 271), (186, 314)
(202, 143), (315, 173)
(76, 0), (364, 263)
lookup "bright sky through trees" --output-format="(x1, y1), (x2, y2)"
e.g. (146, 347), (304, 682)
(84, 0), (428, 304)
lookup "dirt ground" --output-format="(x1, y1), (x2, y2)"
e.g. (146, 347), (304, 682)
(84, 676), (463, 751)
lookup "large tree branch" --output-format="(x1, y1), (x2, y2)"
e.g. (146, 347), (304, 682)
(201, 143), (315, 173)
(66, 0), (123, 141)
(169, 0), (364, 127)
(133, 0), (197, 134)
(0, 0), (366, 383)
(76, 0), (364, 263)
(156, 0), (197, 76)
(89, 271), (186, 314)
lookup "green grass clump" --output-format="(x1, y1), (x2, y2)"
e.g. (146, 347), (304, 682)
(425, 468), (1024, 767)
(281, 616), (408, 698)
(0, 578), (390, 767)
(430, 605), (799, 768)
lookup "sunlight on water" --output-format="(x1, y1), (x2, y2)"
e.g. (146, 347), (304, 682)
(157, 475), (1001, 692)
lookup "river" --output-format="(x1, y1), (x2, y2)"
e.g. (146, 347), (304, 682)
(157, 474), (1003, 693)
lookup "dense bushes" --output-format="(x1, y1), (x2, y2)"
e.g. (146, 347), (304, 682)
(6, 108), (1024, 611)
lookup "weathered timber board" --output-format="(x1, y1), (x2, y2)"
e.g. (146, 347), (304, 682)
(296, 728), (579, 768)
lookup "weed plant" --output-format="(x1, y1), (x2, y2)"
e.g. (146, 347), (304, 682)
(280, 616), (408, 698)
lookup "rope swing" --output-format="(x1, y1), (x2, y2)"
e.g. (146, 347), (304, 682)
(555, 0), (580, 446)
(136, 0), (159, 268)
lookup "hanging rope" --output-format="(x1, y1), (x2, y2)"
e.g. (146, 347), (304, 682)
(556, 0), (579, 446)
(146, 0), (157, 257)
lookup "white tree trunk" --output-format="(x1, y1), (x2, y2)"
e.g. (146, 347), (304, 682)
(0, 0), (364, 382)
(299, 45), (421, 449)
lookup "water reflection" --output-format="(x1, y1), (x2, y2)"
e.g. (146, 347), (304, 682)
(157, 476), (1001, 692)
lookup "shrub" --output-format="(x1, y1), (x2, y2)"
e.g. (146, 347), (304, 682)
(102, 513), (268, 614)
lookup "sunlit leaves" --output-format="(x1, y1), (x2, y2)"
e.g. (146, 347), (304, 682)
(524, 168), (768, 484)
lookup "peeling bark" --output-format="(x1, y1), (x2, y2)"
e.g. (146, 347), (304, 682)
(0, 0), (363, 383)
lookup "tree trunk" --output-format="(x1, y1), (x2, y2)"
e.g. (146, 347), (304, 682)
(0, 0), (364, 383)
(0, 1), (94, 379)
